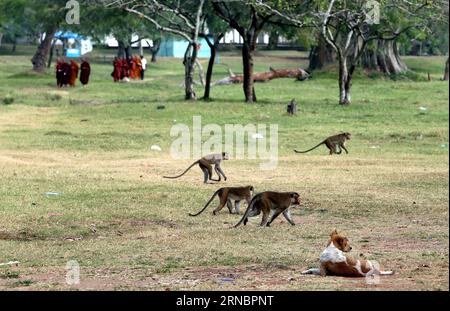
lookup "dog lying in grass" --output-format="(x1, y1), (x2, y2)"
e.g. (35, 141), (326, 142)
(302, 230), (394, 277)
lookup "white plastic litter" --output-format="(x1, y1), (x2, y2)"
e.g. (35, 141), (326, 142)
(0, 261), (19, 267)
(151, 145), (162, 152)
(252, 133), (264, 139)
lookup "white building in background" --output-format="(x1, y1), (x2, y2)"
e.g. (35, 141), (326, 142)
(218, 30), (290, 45)
(102, 35), (153, 48)
(221, 30), (270, 45)
(102, 31), (284, 48)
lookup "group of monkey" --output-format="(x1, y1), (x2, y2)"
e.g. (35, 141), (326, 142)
(163, 131), (398, 278)
(163, 132), (351, 228)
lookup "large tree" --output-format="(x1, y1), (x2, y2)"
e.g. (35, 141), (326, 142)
(212, 0), (276, 103)
(199, 2), (229, 100)
(308, 35), (335, 71)
(28, 0), (68, 72)
(259, 0), (433, 105)
(100, 0), (206, 100)
(0, 0), (67, 71)
(320, 0), (435, 105)
(361, 1), (447, 74)
(361, 39), (408, 74)
(75, 6), (149, 59)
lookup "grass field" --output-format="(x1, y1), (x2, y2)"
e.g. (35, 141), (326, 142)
(0, 45), (448, 290)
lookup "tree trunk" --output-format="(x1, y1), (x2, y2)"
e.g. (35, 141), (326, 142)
(47, 39), (56, 68)
(125, 45), (132, 60)
(443, 57), (449, 81)
(362, 40), (408, 74)
(338, 56), (352, 105)
(203, 34), (223, 100)
(268, 30), (278, 50)
(0, 33), (3, 48)
(151, 49), (158, 62)
(139, 40), (144, 56)
(31, 29), (56, 73)
(242, 42), (256, 103)
(184, 42), (198, 100)
(150, 39), (161, 63)
(117, 42), (126, 58)
(308, 37), (335, 71)
(204, 40), (216, 100)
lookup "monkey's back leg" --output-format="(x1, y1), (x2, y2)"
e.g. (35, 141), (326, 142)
(226, 199), (234, 213)
(212, 193), (228, 215)
(244, 201), (262, 225)
(233, 200), (241, 214)
(199, 161), (214, 183)
(259, 201), (272, 227)
(325, 141), (334, 155)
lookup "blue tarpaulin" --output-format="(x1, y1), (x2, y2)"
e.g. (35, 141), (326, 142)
(54, 32), (92, 57)
(54, 31), (84, 40)
(158, 37), (212, 58)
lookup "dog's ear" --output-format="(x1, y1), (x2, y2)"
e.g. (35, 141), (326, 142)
(331, 229), (339, 237)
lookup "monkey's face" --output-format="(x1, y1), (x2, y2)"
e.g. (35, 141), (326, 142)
(290, 192), (300, 206)
(330, 230), (352, 252)
(345, 132), (351, 140)
(222, 152), (230, 160)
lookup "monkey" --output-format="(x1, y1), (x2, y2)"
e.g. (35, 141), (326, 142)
(294, 132), (351, 155)
(163, 152), (229, 184)
(189, 186), (254, 217)
(234, 191), (300, 228)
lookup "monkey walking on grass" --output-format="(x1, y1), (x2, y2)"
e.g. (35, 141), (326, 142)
(189, 186), (254, 216)
(163, 152), (229, 184)
(294, 132), (351, 155)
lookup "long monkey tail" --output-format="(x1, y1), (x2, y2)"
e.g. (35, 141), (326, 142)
(163, 161), (199, 179)
(189, 189), (221, 217)
(233, 195), (257, 228)
(294, 141), (325, 154)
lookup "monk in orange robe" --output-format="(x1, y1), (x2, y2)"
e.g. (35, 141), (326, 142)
(56, 58), (65, 88)
(129, 56), (138, 79)
(61, 61), (71, 87)
(69, 60), (79, 87)
(112, 57), (121, 82)
(134, 56), (142, 80)
(80, 59), (91, 86)
(121, 58), (130, 79)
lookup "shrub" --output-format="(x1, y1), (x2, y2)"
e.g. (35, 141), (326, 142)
(2, 95), (14, 105)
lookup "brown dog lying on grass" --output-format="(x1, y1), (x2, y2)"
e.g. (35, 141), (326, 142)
(302, 230), (394, 277)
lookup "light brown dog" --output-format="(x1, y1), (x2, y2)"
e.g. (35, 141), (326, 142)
(302, 230), (394, 277)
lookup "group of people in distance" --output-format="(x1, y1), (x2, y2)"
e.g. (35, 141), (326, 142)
(56, 58), (91, 88)
(112, 55), (147, 82)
